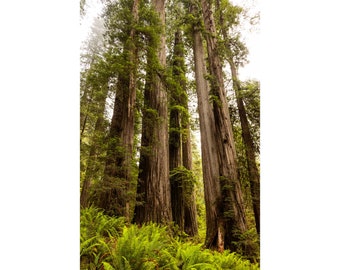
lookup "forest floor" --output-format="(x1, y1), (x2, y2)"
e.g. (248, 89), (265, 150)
(80, 206), (260, 269)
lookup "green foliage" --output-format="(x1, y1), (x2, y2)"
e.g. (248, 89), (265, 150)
(80, 208), (259, 270)
(174, 242), (215, 269)
(80, 0), (260, 265)
(240, 80), (260, 153)
(80, 51), (119, 197)
(173, 242), (259, 270)
(136, 1), (164, 77)
(216, 0), (243, 30)
(80, 207), (126, 269)
(137, 3), (162, 41)
(103, 0), (135, 45)
(211, 250), (259, 270)
(237, 228), (260, 264)
(211, 0), (250, 67)
(209, 92), (222, 107)
(170, 166), (197, 200)
(228, 79), (260, 262)
(111, 223), (177, 269)
(81, 206), (126, 240)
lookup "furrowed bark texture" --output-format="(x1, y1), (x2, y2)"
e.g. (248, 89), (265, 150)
(98, 0), (139, 220)
(169, 31), (184, 229)
(199, 0), (248, 252)
(169, 30), (198, 235)
(190, 4), (222, 249)
(134, 0), (172, 225)
(215, 0), (260, 235)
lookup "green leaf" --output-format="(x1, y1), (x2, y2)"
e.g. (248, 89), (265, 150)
(102, 262), (114, 270)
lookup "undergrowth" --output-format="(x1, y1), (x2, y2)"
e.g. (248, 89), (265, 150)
(80, 207), (259, 270)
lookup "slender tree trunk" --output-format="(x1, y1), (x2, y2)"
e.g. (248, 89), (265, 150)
(215, 0), (260, 235)
(230, 61), (260, 235)
(182, 104), (199, 237)
(169, 103), (184, 230)
(98, 0), (139, 220)
(80, 86), (95, 139)
(80, 57), (96, 139)
(134, 0), (172, 225)
(198, 0), (249, 252)
(80, 85), (108, 208)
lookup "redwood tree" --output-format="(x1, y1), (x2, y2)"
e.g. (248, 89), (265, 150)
(189, 2), (222, 247)
(134, 0), (172, 224)
(169, 28), (198, 236)
(189, 0), (250, 253)
(98, 0), (140, 220)
(215, 0), (260, 235)
(169, 30), (185, 231)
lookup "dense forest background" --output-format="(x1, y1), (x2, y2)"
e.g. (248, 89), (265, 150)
(80, 0), (260, 268)
(1, 1), (340, 270)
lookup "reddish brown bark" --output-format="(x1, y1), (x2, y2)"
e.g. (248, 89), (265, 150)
(193, 0), (249, 252)
(98, 0), (140, 220)
(134, 0), (172, 225)
(190, 3), (222, 248)
(215, 0), (260, 235)
(168, 30), (198, 235)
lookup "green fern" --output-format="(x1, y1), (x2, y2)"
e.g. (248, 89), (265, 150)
(112, 223), (177, 269)
(211, 250), (260, 270)
(174, 243), (216, 269)
(80, 206), (125, 240)
(80, 207), (259, 270)
(80, 235), (100, 257)
(80, 206), (126, 269)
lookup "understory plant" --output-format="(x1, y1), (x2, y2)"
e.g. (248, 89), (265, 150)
(80, 207), (259, 270)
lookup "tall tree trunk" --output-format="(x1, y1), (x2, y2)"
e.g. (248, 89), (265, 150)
(169, 103), (184, 230)
(98, 0), (139, 220)
(190, 3), (222, 247)
(199, 0), (249, 253)
(182, 101), (199, 237)
(174, 29), (198, 237)
(134, 0), (172, 225)
(169, 32), (184, 229)
(169, 29), (198, 235)
(80, 85), (108, 208)
(215, 0), (260, 236)
(230, 61), (260, 235)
